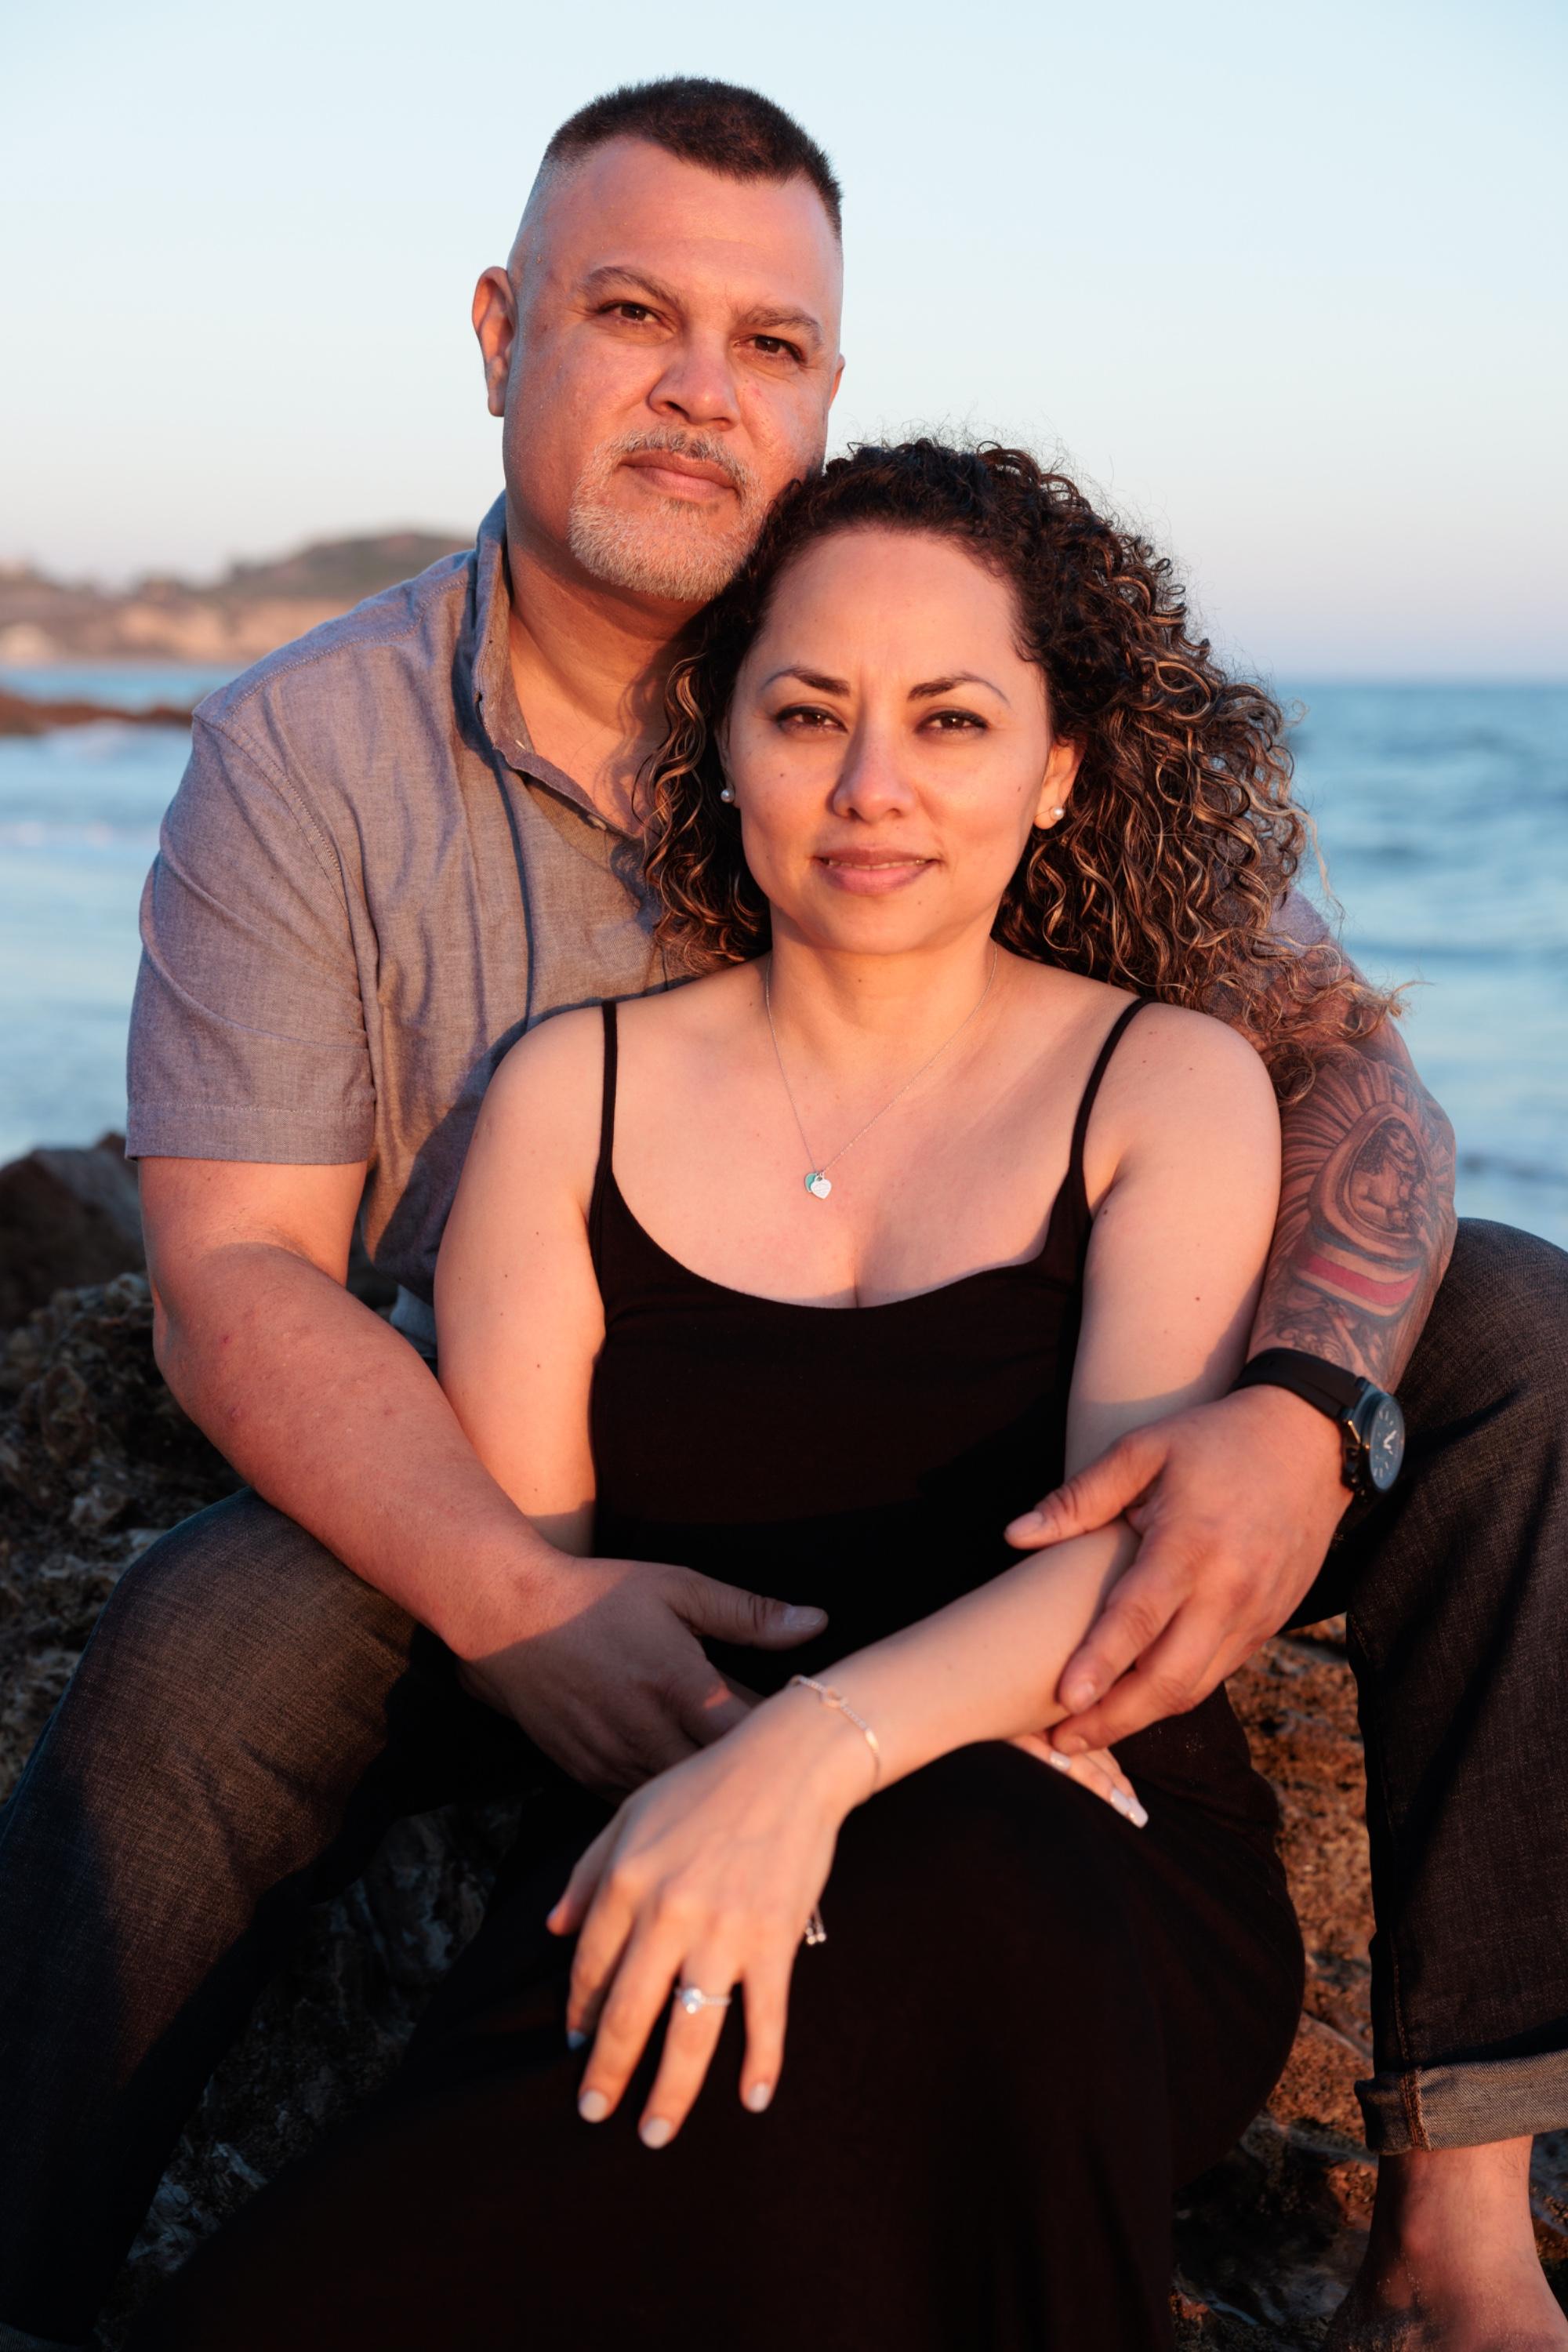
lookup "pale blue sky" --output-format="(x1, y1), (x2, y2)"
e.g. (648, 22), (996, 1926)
(4, 0), (1563, 676)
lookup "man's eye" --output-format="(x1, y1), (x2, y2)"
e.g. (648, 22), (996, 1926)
(603, 302), (657, 325)
(750, 336), (803, 363)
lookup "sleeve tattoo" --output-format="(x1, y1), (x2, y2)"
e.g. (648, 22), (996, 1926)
(1251, 1024), (1457, 1388)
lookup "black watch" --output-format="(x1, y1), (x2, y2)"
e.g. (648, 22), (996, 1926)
(1232, 1348), (1406, 1498)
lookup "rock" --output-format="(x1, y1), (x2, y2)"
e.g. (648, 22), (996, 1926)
(0, 1137), (144, 1330)
(0, 1133), (396, 1338)
(0, 1279), (1563, 2344)
(0, 532), (469, 669)
(0, 687), (196, 739)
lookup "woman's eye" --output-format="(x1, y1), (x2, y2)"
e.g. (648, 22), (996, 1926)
(925, 709), (987, 733)
(773, 703), (840, 731)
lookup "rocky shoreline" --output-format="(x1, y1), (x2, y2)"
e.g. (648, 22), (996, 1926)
(2, 1144), (1563, 2343)
(0, 530), (467, 673)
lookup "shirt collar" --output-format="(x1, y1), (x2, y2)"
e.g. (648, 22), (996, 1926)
(461, 494), (619, 835)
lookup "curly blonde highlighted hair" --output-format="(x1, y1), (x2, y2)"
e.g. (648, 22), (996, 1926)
(641, 441), (1392, 1100)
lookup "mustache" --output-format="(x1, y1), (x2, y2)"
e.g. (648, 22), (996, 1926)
(603, 428), (758, 501)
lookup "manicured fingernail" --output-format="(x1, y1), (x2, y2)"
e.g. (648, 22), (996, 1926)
(1131, 1803), (1149, 1830)
(1044, 1750), (1074, 1776)
(579, 2089), (609, 2123)
(745, 2081), (774, 2114)
(1111, 1790), (1132, 1817)
(1054, 1732), (1088, 1757)
(640, 2116), (673, 2149)
(566, 2027), (587, 2051)
(1009, 1512), (1044, 1538)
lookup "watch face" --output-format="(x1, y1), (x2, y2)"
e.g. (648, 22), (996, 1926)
(1365, 1393), (1406, 1492)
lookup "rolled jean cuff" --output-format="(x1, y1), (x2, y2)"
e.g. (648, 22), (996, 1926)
(1358, 2046), (1568, 2151)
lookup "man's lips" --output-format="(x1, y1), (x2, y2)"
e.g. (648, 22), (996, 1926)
(620, 450), (737, 499)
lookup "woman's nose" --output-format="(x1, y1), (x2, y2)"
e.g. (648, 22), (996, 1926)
(830, 728), (917, 820)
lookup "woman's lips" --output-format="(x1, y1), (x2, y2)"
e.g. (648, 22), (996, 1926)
(814, 854), (936, 895)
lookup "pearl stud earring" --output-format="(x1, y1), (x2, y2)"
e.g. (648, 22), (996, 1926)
(719, 784), (735, 804)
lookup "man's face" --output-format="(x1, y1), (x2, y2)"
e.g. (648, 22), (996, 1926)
(474, 139), (844, 606)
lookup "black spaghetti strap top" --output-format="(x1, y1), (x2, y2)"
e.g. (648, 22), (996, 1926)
(587, 996), (1148, 1690)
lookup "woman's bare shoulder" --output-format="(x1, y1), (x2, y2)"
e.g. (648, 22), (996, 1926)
(490, 1001), (604, 1098)
(1114, 997), (1276, 1101)
(615, 963), (756, 1042)
(1098, 1000), (1280, 1189)
(475, 1004), (608, 1186)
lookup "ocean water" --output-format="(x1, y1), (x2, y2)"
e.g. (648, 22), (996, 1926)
(2, 668), (1564, 1247)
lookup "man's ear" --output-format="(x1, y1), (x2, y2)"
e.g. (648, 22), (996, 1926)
(471, 267), (517, 419)
(1033, 734), (1083, 827)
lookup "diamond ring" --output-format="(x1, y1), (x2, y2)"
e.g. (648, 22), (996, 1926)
(675, 1984), (732, 2016)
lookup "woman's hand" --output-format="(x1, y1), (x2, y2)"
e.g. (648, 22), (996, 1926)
(1010, 1731), (1148, 1828)
(546, 1690), (873, 2147)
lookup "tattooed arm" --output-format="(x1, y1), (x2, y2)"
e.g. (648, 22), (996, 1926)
(1254, 1025), (1457, 1382)
(1007, 888), (1457, 1749)
(1252, 894), (1457, 1385)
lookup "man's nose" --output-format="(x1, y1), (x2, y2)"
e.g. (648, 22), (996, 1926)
(648, 333), (741, 430)
(830, 725), (918, 821)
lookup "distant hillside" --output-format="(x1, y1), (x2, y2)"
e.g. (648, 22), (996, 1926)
(209, 532), (472, 605)
(0, 528), (471, 666)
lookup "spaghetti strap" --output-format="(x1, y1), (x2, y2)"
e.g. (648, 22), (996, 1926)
(1062, 999), (1150, 1232)
(588, 1000), (619, 1254)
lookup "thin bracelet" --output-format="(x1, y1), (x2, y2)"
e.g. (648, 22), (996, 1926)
(788, 1675), (883, 1788)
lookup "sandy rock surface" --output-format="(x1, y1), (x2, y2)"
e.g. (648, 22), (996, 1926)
(2, 1275), (1564, 2344)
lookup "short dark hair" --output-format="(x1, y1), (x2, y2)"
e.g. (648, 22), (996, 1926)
(542, 77), (842, 237)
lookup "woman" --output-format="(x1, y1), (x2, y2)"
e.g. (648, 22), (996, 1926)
(141, 444), (1387, 2350)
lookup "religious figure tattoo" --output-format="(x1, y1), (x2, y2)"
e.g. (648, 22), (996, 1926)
(1252, 1024), (1457, 1388)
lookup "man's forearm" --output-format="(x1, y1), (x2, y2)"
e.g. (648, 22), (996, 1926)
(1250, 1022), (1457, 1387)
(154, 1244), (554, 1658)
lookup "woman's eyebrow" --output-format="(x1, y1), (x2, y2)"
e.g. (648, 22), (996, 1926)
(909, 673), (1011, 705)
(760, 666), (850, 694)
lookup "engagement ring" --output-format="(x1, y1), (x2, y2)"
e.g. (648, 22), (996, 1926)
(675, 1984), (732, 2016)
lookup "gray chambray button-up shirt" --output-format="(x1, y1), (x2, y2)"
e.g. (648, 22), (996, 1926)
(126, 496), (667, 1341)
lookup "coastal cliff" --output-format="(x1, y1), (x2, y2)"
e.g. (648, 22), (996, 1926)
(2, 1148), (1564, 2343)
(0, 530), (467, 672)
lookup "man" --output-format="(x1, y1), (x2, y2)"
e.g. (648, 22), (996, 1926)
(0, 75), (1563, 2352)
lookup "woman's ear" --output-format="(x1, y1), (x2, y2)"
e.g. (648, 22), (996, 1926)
(1033, 735), (1083, 828)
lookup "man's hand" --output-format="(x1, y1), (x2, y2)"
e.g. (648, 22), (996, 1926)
(1004, 1386), (1348, 1754)
(459, 1553), (827, 1796)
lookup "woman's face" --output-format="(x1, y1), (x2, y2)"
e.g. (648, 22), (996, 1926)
(724, 525), (1080, 958)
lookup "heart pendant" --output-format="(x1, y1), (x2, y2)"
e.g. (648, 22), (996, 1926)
(805, 1172), (833, 1200)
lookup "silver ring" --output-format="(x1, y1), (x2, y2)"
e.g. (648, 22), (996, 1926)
(803, 1908), (827, 1947)
(675, 1984), (732, 2016)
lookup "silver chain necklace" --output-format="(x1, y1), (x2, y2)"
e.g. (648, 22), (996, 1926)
(763, 946), (1001, 1200)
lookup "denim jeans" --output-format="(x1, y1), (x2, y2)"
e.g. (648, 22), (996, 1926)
(0, 1218), (1563, 2347)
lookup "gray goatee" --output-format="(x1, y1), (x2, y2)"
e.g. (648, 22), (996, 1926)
(567, 430), (767, 601)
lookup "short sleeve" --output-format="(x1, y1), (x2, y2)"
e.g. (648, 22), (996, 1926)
(125, 712), (375, 1164)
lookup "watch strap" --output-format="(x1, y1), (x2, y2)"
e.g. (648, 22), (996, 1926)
(1232, 1347), (1367, 1423)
